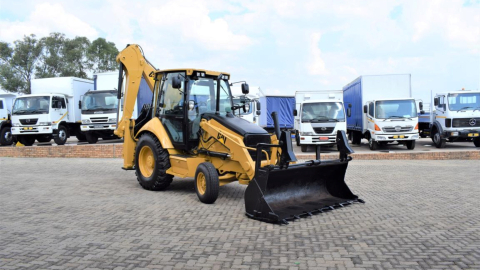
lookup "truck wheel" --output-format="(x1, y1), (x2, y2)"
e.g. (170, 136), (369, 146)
(19, 136), (35, 146)
(295, 131), (300, 146)
(135, 133), (173, 191)
(352, 131), (362, 144)
(474, 137), (480, 147)
(194, 162), (219, 204)
(301, 145), (308, 152)
(36, 135), (52, 143)
(406, 140), (416, 150)
(86, 133), (98, 144)
(368, 138), (378, 150)
(76, 133), (87, 142)
(0, 126), (13, 145)
(54, 125), (68, 145)
(432, 130), (446, 148)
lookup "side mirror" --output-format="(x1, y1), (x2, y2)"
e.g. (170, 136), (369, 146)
(434, 97), (439, 106)
(172, 76), (182, 89)
(363, 105), (368, 113)
(256, 100), (261, 110)
(256, 110), (261, 116)
(241, 83), (249, 94)
(347, 108), (351, 117)
(293, 109), (298, 116)
(420, 110), (425, 114)
(419, 101), (423, 110)
(348, 103), (352, 108)
(78, 100), (82, 110)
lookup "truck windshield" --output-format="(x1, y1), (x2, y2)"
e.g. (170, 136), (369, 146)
(82, 91), (118, 112)
(302, 102), (345, 122)
(447, 93), (480, 111)
(375, 100), (417, 119)
(186, 77), (232, 116)
(232, 97), (252, 115)
(12, 96), (50, 115)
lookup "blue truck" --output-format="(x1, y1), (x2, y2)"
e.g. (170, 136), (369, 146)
(258, 95), (295, 133)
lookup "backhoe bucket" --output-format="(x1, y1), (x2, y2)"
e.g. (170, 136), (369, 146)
(245, 160), (360, 224)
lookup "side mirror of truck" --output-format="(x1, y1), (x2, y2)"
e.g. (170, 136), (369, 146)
(434, 97), (439, 106)
(256, 110), (261, 116)
(363, 105), (368, 114)
(293, 109), (297, 116)
(172, 76), (182, 89)
(256, 100), (261, 110)
(78, 100), (82, 110)
(241, 83), (249, 94)
(347, 108), (351, 117)
(419, 101), (423, 110)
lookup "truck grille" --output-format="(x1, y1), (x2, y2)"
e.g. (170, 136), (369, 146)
(90, 117), (109, 123)
(382, 126), (413, 132)
(452, 118), (480, 127)
(313, 127), (334, 134)
(19, 118), (38, 125)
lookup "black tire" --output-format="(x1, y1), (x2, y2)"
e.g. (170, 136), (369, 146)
(406, 140), (416, 150)
(194, 162), (219, 204)
(295, 131), (300, 146)
(474, 137), (480, 147)
(0, 126), (13, 146)
(135, 133), (173, 191)
(86, 133), (98, 144)
(352, 131), (362, 145)
(36, 135), (52, 143)
(19, 136), (35, 146)
(368, 137), (378, 150)
(76, 132), (87, 142)
(301, 145), (308, 152)
(432, 129), (446, 148)
(54, 125), (68, 145)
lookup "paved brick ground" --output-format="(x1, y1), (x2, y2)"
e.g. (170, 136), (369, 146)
(0, 158), (478, 270)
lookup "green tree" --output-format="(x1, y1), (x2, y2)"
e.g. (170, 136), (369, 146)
(35, 32), (67, 78)
(61, 36), (91, 78)
(0, 34), (42, 93)
(88, 38), (119, 73)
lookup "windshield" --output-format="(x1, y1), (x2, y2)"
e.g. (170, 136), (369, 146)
(12, 96), (50, 115)
(375, 100), (417, 119)
(232, 97), (252, 115)
(187, 77), (232, 115)
(447, 93), (480, 111)
(82, 91), (118, 111)
(301, 102), (345, 122)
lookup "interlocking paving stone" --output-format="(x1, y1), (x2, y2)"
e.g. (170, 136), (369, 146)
(0, 158), (478, 269)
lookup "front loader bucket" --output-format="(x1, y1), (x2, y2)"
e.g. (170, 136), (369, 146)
(244, 160), (361, 224)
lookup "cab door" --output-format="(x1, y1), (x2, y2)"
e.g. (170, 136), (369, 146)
(434, 95), (446, 127)
(51, 96), (67, 124)
(366, 102), (375, 132)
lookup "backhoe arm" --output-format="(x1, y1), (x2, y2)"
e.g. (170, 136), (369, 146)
(114, 44), (157, 169)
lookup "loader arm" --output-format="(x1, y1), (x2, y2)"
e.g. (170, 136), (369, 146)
(114, 44), (157, 169)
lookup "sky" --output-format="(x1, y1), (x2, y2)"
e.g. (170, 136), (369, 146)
(0, 0), (479, 104)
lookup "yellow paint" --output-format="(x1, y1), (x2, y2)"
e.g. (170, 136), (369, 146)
(16, 141), (24, 147)
(52, 112), (68, 124)
(136, 118), (174, 149)
(436, 116), (447, 119)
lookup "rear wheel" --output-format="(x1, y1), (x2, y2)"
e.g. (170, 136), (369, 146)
(295, 131), (300, 146)
(135, 133), (173, 191)
(36, 135), (52, 143)
(352, 131), (362, 144)
(432, 129), (446, 148)
(194, 162), (219, 204)
(86, 133), (98, 144)
(19, 136), (35, 146)
(54, 125), (68, 145)
(0, 126), (13, 145)
(474, 137), (480, 147)
(368, 137), (378, 150)
(76, 132), (87, 142)
(300, 145), (308, 152)
(405, 140), (416, 150)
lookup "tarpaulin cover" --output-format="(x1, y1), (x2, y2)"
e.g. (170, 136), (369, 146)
(262, 96), (295, 129)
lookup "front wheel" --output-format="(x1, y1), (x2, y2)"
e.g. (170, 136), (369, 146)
(368, 137), (378, 150)
(405, 140), (416, 150)
(0, 126), (13, 145)
(194, 162), (219, 204)
(474, 137), (480, 147)
(135, 133), (173, 191)
(432, 129), (446, 148)
(54, 125), (68, 145)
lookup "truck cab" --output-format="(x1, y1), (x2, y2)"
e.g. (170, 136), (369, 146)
(0, 97), (13, 145)
(362, 98), (419, 150)
(80, 90), (119, 143)
(294, 99), (346, 152)
(429, 91), (480, 148)
(232, 95), (261, 124)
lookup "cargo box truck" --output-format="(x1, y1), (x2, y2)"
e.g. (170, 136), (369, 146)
(0, 90), (17, 145)
(421, 90), (480, 148)
(259, 95), (295, 133)
(343, 74), (419, 150)
(293, 90), (346, 152)
(11, 77), (93, 146)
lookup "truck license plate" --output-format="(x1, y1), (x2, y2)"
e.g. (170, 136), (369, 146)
(95, 124), (104, 129)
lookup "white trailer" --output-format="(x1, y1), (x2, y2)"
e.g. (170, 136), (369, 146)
(0, 90), (18, 145)
(11, 77), (93, 146)
(343, 74), (419, 150)
(293, 90), (346, 152)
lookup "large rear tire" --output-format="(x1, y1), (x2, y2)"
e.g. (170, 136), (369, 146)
(300, 145), (308, 152)
(36, 135), (52, 143)
(474, 137), (480, 147)
(194, 162), (219, 204)
(352, 131), (362, 145)
(54, 125), (68, 145)
(135, 133), (173, 191)
(86, 133), (98, 144)
(0, 126), (13, 145)
(432, 129), (446, 148)
(405, 140), (416, 150)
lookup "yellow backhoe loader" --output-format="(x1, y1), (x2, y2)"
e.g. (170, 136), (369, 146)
(114, 44), (363, 224)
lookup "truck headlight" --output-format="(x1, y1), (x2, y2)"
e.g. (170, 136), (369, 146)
(108, 118), (117, 123)
(301, 132), (313, 136)
(377, 136), (387, 140)
(450, 132), (459, 136)
(38, 122), (51, 126)
(82, 119), (91, 124)
(12, 123), (20, 127)
(411, 134), (419, 139)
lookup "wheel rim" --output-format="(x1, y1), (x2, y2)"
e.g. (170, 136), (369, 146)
(4, 131), (12, 143)
(138, 146), (155, 178)
(59, 129), (66, 141)
(369, 138), (373, 147)
(434, 133), (440, 144)
(197, 172), (207, 195)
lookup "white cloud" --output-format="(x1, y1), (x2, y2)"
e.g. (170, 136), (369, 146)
(307, 32), (328, 76)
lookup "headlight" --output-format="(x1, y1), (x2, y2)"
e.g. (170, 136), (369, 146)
(301, 132), (313, 136)
(377, 136), (387, 140)
(12, 123), (20, 127)
(82, 119), (91, 124)
(108, 118), (117, 123)
(38, 122), (51, 126)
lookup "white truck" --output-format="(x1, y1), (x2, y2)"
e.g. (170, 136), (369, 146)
(0, 90), (17, 145)
(11, 77), (93, 146)
(293, 90), (346, 152)
(343, 74), (419, 150)
(421, 90), (480, 148)
(230, 85), (261, 125)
